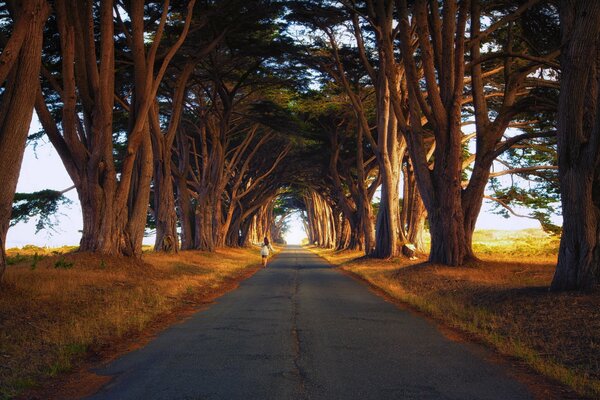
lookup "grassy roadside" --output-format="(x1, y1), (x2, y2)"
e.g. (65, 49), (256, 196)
(0, 246), (266, 399)
(310, 230), (600, 399)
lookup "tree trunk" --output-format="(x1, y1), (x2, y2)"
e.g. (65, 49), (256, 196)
(551, 0), (600, 290)
(196, 197), (215, 251)
(0, 0), (50, 282)
(175, 133), (194, 250)
(226, 209), (243, 247)
(428, 112), (468, 265)
(428, 204), (467, 266)
(401, 156), (427, 252)
(126, 133), (153, 257)
(154, 156), (178, 252)
(373, 78), (401, 258)
(394, 0), (473, 265)
(151, 63), (194, 252)
(359, 194), (375, 254)
(238, 215), (255, 247)
(347, 217), (361, 250)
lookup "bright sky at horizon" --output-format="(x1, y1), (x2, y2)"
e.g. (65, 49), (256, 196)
(283, 212), (307, 245)
(7, 119), (556, 249)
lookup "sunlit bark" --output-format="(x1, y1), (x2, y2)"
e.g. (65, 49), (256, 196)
(0, 0), (49, 282)
(37, 0), (195, 257)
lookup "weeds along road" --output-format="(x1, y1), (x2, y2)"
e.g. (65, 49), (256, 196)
(87, 246), (533, 400)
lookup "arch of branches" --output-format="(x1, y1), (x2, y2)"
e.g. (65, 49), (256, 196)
(1, 0), (599, 291)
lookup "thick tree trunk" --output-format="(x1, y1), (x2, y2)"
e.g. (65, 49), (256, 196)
(347, 217), (361, 250)
(126, 134), (153, 257)
(428, 120), (469, 265)
(551, 0), (600, 291)
(213, 197), (226, 248)
(196, 198), (216, 251)
(359, 195), (375, 254)
(553, 171), (600, 290)
(226, 210), (243, 247)
(394, 0), (473, 265)
(154, 158), (178, 252)
(0, 0), (49, 282)
(401, 160), (427, 252)
(428, 203), (467, 266)
(238, 216), (255, 247)
(374, 169), (400, 258)
(373, 79), (401, 258)
(407, 198), (426, 253)
(78, 183), (120, 254)
(336, 215), (353, 250)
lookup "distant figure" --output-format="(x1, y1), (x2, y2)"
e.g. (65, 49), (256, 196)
(261, 237), (273, 267)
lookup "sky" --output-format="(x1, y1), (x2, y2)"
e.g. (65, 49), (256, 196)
(7, 118), (552, 249)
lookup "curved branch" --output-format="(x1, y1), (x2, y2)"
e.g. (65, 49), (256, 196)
(489, 165), (558, 178)
(493, 130), (556, 157)
(483, 195), (538, 220)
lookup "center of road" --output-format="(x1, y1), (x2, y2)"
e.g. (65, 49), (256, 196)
(88, 246), (532, 400)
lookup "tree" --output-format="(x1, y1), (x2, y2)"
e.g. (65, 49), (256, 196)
(551, 0), (600, 290)
(36, 0), (194, 257)
(150, 61), (195, 252)
(0, 0), (50, 281)
(299, 92), (380, 251)
(395, 0), (558, 265)
(290, 1), (408, 258)
(172, 5), (297, 250)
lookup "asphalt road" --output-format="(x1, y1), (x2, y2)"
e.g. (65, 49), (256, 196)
(87, 246), (533, 400)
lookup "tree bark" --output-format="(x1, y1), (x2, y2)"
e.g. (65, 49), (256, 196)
(401, 155), (427, 251)
(0, 0), (49, 282)
(151, 63), (194, 252)
(175, 132), (195, 250)
(551, 0), (600, 290)
(373, 76), (401, 258)
(36, 0), (194, 258)
(395, 0), (472, 265)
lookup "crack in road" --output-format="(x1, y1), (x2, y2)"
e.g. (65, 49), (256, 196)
(291, 262), (309, 399)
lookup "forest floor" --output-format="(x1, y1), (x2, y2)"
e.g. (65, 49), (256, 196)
(0, 245), (266, 399)
(311, 229), (600, 399)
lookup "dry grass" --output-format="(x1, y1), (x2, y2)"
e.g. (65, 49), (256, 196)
(311, 229), (600, 399)
(0, 246), (264, 399)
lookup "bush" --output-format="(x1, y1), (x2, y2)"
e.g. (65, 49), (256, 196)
(54, 257), (74, 269)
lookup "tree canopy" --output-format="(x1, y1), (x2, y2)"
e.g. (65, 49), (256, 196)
(1, 0), (598, 290)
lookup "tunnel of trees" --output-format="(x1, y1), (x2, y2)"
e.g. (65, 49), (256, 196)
(0, 0), (598, 291)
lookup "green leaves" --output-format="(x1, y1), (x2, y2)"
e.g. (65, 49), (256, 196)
(11, 190), (72, 233)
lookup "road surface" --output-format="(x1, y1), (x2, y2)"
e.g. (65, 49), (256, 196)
(87, 246), (533, 400)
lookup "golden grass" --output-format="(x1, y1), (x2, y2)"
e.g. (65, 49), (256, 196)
(0, 247), (264, 399)
(310, 229), (600, 399)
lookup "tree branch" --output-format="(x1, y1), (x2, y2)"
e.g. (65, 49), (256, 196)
(489, 165), (558, 178)
(493, 130), (556, 157)
(483, 195), (538, 220)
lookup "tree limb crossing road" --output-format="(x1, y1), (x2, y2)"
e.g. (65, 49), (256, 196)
(87, 246), (533, 400)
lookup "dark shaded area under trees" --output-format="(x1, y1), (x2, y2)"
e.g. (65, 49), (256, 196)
(0, 0), (597, 290)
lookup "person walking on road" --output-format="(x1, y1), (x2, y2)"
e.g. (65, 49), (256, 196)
(260, 237), (273, 267)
